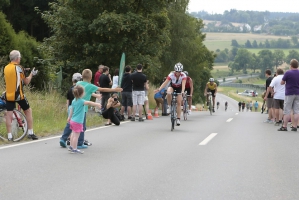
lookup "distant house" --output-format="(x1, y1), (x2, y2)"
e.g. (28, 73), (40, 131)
(239, 24), (251, 32)
(254, 25), (262, 32)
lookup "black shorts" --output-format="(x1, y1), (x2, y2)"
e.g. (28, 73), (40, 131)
(207, 89), (216, 97)
(6, 97), (30, 111)
(185, 88), (191, 95)
(171, 86), (182, 94)
(121, 92), (133, 107)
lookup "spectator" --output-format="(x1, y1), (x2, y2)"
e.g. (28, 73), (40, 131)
(4, 50), (38, 140)
(154, 87), (166, 111)
(270, 68), (285, 126)
(241, 101), (245, 112)
(102, 93), (121, 126)
(99, 66), (112, 111)
(254, 101), (259, 112)
(120, 65), (133, 120)
(112, 69), (119, 89)
(278, 59), (299, 131)
(264, 69), (274, 123)
(94, 65), (104, 112)
(130, 64), (147, 122)
(249, 101), (253, 111)
(238, 101), (242, 112)
(144, 80), (150, 116)
(246, 101), (250, 112)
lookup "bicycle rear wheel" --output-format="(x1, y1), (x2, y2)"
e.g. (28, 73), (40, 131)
(183, 100), (188, 121)
(11, 109), (28, 142)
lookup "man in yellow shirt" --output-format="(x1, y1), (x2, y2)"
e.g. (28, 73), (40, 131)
(4, 50), (38, 140)
(204, 78), (218, 112)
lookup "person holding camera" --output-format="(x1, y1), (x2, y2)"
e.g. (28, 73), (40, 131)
(102, 93), (121, 126)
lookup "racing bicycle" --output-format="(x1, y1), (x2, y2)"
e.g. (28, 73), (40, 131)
(0, 98), (28, 142)
(170, 92), (179, 131)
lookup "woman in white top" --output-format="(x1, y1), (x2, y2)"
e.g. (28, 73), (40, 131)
(112, 69), (119, 88)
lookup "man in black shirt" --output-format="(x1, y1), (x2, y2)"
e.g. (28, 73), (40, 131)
(99, 66), (112, 111)
(263, 69), (274, 123)
(130, 64), (147, 122)
(120, 65), (133, 120)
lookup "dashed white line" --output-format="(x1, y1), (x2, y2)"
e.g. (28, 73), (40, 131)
(235, 113), (239, 115)
(226, 118), (233, 122)
(199, 133), (218, 145)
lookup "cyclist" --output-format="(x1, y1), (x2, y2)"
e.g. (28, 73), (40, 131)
(204, 78), (217, 113)
(216, 101), (220, 109)
(183, 71), (193, 115)
(225, 101), (228, 111)
(155, 62), (186, 126)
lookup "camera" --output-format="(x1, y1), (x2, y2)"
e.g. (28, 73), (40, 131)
(114, 98), (118, 102)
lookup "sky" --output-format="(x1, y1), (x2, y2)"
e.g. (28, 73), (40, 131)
(188, 0), (299, 14)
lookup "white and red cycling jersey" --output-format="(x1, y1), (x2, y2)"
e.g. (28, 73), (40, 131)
(167, 72), (187, 88)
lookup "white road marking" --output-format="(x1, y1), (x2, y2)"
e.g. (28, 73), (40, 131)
(235, 113), (239, 115)
(0, 121), (130, 150)
(199, 133), (218, 145)
(226, 118), (233, 122)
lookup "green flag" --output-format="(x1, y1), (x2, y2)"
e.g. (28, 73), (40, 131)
(118, 53), (125, 87)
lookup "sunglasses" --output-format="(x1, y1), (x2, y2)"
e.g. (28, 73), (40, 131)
(175, 71), (181, 73)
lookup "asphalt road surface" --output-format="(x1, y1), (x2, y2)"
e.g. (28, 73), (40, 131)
(1, 94), (299, 200)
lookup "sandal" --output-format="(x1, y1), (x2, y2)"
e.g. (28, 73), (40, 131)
(278, 127), (287, 131)
(105, 123), (112, 126)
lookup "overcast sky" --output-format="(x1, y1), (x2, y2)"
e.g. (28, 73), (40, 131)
(188, 0), (299, 14)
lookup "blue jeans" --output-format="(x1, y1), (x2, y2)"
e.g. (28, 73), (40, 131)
(60, 112), (86, 146)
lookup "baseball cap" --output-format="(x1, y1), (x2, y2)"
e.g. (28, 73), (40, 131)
(72, 73), (82, 82)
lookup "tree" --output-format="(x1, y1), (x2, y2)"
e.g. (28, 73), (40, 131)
(245, 40), (252, 48)
(286, 50), (299, 63)
(252, 40), (258, 48)
(265, 39), (270, 48)
(291, 36), (299, 47)
(232, 48), (253, 73)
(273, 50), (285, 70)
(258, 50), (274, 77)
(231, 39), (239, 47)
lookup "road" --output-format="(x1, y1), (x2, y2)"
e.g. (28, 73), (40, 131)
(1, 93), (299, 200)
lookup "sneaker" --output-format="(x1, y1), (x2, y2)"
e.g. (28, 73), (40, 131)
(8, 137), (13, 141)
(278, 127), (288, 131)
(77, 145), (88, 149)
(84, 140), (92, 146)
(131, 117), (135, 121)
(60, 139), (67, 148)
(263, 119), (271, 123)
(128, 116), (132, 120)
(188, 110), (191, 115)
(121, 115), (125, 121)
(68, 146), (73, 151)
(71, 149), (84, 154)
(176, 119), (181, 126)
(167, 106), (171, 114)
(268, 120), (274, 124)
(291, 127), (297, 132)
(139, 118), (144, 122)
(67, 138), (70, 146)
(212, 108), (215, 113)
(28, 134), (38, 140)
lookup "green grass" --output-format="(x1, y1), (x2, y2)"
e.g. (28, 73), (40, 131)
(211, 67), (258, 79)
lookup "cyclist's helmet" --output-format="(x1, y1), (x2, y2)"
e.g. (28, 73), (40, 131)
(183, 71), (188, 76)
(174, 62), (183, 72)
(209, 78), (214, 82)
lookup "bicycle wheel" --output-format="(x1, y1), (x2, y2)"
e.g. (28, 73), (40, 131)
(209, 99), (212, 115)
(171, 102), (176, 131)
(183, 100), (188, 121)
(0, 110), (7, 140)
(11, 109), (28, 142)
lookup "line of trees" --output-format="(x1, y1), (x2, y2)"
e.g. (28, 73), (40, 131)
(232, 37), (299, 49)
(0, 0), (215, 103)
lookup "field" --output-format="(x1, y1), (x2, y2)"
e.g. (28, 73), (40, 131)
(203, 32), (299, 52)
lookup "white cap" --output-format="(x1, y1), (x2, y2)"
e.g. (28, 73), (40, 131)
(72, 73), (82, 82)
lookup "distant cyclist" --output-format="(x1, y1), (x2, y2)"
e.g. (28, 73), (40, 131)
(216, 101), (220, 109)
(204, 78), (217, 113)
(183, 71), (193, 115)
(225, 101), (228, 111)
(155, 63), (186, 126)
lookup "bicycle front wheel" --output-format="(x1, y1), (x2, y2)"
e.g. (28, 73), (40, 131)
(11, 109), (28, 142)
(0, 110), (7, 140)
(183, 100), (188, 121)
(209, 99), (212, 115)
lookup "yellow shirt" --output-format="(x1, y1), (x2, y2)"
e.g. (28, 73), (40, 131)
(207, 82), (217, 90)
(4, 63), (26, 101)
